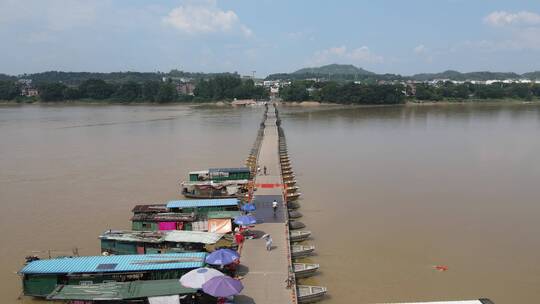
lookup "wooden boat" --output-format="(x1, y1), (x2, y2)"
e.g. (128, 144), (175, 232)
(290, 230), (311, 242)
(289, 220), (306, 230)
(291, 245), (315, 258)
(287, 201), (300, 210)
(297, 285), (327, 303)
(288, 210), (302, 218)
(293, 263), (319, 278)
(282, 170), (294, 176)
(286, 186), (299, 193)
(285, 180), (297, 186)
(283, 174), (295, 181)
(287, 192), (301, 201)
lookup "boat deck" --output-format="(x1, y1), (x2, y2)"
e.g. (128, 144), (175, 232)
(236, 109), (295, 304)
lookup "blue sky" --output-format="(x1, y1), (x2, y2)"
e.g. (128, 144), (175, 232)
(2, 0), (540, 76)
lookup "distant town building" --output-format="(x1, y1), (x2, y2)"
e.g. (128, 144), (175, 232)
(269, 86), (279, 96)
(21, 88), (39, 97)
(176, 82), (195, 95)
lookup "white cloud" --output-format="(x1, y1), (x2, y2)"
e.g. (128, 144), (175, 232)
(484, 10), (540, 27)
(312, 45), (384, 65)
(163, 0), (252, 36)
(413, 44), (428, 54)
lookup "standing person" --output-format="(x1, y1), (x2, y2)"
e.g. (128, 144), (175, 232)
(263, 166), (267, 175)
(272, 199), (278, 214)
(257, 166), (261, 175)
(264, 234), (273, 251)
(234, 231), (245, 251)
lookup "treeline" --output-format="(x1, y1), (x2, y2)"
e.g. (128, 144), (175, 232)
(0, 75), (268, 103)
(37, 79), (185, 102)
(194, 76), (268, 100)
(280, 81), (405, 104)
(15, 70), (238, 86)
(415, 82), (540, 101)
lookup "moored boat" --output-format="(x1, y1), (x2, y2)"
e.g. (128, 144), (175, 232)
(288, 201), (301, 210)
(290, 230), (311, 242)
(287, 192), (301, 201)
(289, 220), (306, 230)
(288, 210), (302, 218)
(292, 245), (314, 258)
(286, 186), (299, 193)
(285, 180), (297, 186)
(18, 253), (207, 297)
(283, 174), (295, 181)
(180, 179), (249, 199)
(297, 285), (327, 303)
(293, 263), (319, 278)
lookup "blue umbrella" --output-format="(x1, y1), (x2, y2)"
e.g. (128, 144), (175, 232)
(202, 275), (244, 297)
(234, 215), (257, 226)
(205, 249), (240, 266)
(241, 203), (256, 212)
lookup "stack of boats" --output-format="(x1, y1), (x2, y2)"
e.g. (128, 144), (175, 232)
(275, 106), (327, 303)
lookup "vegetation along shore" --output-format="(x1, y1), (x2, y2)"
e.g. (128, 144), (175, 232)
(2, 64), (540, 105)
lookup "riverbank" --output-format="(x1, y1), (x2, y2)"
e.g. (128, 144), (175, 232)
(2, 98), (539, 107)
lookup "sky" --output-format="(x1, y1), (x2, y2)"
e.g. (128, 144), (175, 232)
(2, 0), (540, 77)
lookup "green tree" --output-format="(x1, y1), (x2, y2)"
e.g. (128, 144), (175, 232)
(156, 82), (177, 103)
(79, 79), (115, 99)
(142, 81), (160, 101)
(39, 83), (67, 101)
(0, 81), (20, 100)
(280, 82), (309, 101)
(63, 87), (82, 100)
(113, 81), (141, 101)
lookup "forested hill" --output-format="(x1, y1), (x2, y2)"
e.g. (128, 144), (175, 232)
(293, 64), (375, 76)
(266, 64), (540, 82)
(411, 70), (523, 81)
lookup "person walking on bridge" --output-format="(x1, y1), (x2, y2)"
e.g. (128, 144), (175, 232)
(263, 166), (267, 175)
(272, 199), (278, 214)
(263, 234), (273, 251)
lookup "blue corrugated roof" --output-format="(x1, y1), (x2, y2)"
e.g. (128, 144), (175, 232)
(208, 167), (250, 173)
(20, 253), (207, 275)
(166, 199), (239, 209)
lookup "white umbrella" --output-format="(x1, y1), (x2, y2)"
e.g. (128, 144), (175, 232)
(179, 267), (224, 289)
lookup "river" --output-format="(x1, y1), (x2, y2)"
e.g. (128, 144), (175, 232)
(1, 104), (539, 303)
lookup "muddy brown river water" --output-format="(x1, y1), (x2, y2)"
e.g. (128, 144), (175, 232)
(1, 104), (539, 303)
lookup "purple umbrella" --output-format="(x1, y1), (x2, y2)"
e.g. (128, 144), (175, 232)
(202, 275), (244, 297)
(234, 215), (257, 226)
(241, 203), (256, 212)
(205, 249), (240, 266)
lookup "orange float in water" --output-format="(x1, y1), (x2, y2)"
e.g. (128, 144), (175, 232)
(434, 265), (449, 271)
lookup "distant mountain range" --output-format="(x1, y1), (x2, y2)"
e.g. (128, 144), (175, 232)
(266, 64), (540, 82)
(2, 64), (540, 84)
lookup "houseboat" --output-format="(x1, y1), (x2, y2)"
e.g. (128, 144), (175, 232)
(99, 230), (234, 255)
(131, 199), (240, 232)
(188, 167), (251, 182)
(19, 253), (207, 297)
(180, 179), (249, 199)
(46, 279), (197, 303)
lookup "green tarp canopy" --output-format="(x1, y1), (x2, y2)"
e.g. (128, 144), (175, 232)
(206, 210), (243, 219)
(47, 279), (196, 300)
